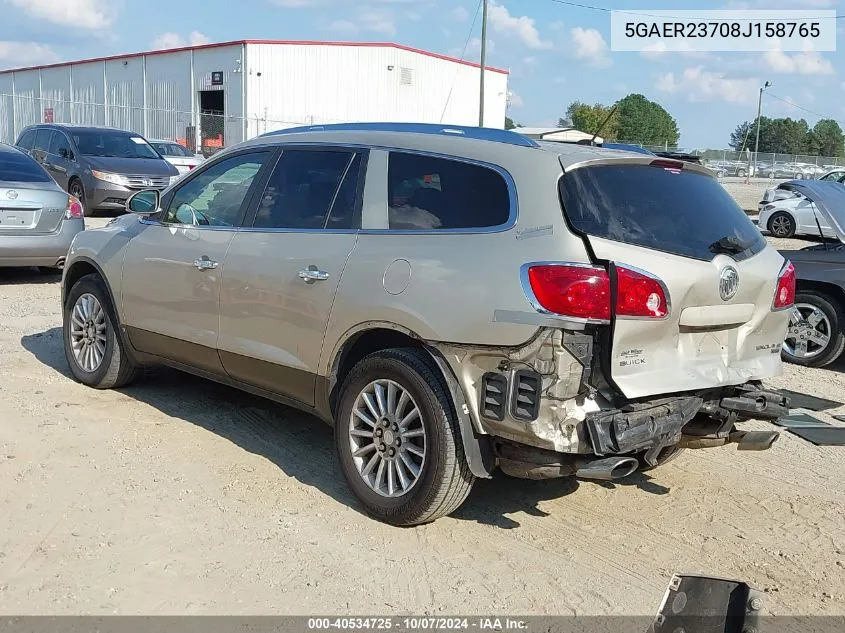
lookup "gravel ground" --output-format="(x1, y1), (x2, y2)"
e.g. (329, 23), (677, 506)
(0, 216), (843, 616)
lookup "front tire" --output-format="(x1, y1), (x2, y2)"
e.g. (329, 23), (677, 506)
(63, 273), (140, 388)
(782, 291), (845, 368)
(68, 178), (91, 217)
(335, 348), (475, 526)
(767, 211), (796, 238)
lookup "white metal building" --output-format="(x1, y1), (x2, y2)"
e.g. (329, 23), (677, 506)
(0, 40), (509, 153)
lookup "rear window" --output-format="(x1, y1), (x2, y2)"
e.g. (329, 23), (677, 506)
(559, 163), (766, 262)
(0, 149), (53, 183)
(387, 152), (510, 230)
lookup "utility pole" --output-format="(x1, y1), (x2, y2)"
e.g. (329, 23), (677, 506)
(753, 80), (771, 177)
(478, 0), (488, 127)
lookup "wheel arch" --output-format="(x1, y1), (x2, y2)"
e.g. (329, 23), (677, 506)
(795, 279), (845, 308)
(63, 257), (112, 308)
(321, 322), (494, 479)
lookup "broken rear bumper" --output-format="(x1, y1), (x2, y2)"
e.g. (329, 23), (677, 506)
(493, 384), (789, 478)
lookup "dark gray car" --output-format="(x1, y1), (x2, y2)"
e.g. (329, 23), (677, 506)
(777, 179), (845, 367)
(15, 125), (179, 216)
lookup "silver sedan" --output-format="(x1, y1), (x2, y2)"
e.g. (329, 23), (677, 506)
(0, 143), (84, 271)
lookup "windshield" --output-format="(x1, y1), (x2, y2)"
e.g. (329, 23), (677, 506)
(0, 149), (53, 183)
(560, 163), (766, 262)
(152, 142), (194, 158)
(71, 131), (161, 159)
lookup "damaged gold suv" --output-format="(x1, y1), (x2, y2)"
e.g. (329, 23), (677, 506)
(61, 123), (795, 525)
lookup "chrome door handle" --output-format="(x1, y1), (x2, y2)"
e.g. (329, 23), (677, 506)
(298, 267), (330, 283)
(194, 257), (218, 271)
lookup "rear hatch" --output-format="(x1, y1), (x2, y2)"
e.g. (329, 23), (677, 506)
(559, 158), (790, 399)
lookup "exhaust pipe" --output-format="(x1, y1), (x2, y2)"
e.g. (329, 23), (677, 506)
(679, 430), (779, 451)
(736, 430), (779, 451)
(575, 456), (639, 481)
(55, 257), (66, 270)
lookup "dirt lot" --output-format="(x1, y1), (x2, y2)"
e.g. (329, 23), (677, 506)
(0, 213), (844, 616)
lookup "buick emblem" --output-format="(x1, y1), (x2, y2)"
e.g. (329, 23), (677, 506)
(6, 190), (18, 199)
(719, 266), (740, 301)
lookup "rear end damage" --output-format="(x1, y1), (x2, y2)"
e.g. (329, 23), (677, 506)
(432, 325), (790, 482)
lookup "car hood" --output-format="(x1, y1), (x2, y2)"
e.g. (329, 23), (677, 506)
(778, 180), (845, 242)
(83, 155), (178, 176)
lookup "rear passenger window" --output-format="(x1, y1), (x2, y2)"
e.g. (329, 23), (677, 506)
(387, 152), (510, 230)
(34, 129), (52, 152)
(253, 149), (360, 230)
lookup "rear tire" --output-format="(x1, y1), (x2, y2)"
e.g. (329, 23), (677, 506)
(63, 273), (140, 388)
(334, 348), (475, 526)
(767, 211), (796, 238)
(782, 291), (845, 368)
(737, 169), (746, 178)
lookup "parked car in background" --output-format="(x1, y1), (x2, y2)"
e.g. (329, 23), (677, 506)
(148, 139), (204, 175)
(757, 178), (843, 239)
(15, 124), (179, 216)
(61, 122), (791, 526)
(776, 180), (845, 367)
(763, 162), (812, 179)
(707, 160), (753, 177)
(0, 143), (84, 272)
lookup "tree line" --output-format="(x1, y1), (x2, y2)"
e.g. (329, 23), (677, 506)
(729, 117), (845, 157)
(505, 93), (681, 147)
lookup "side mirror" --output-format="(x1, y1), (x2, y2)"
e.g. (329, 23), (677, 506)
(126, 189), (160, 215)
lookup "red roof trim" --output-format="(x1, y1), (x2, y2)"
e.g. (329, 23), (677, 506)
(0, 39), (509, 75)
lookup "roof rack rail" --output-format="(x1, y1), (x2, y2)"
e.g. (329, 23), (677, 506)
(259, 122), (540, 148)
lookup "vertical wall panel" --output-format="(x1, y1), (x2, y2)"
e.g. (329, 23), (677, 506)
(11, 71), (41, 136)
(0, 74), (15, 142)
(70, 62), (106, 126)
(105, 57), (144, 134)
(39, 66), (72, 124)
(145, 50), (193, 143)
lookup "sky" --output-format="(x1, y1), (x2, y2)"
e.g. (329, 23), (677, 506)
(0, 0), (843, 148)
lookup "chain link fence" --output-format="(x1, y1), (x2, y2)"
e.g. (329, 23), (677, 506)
(614, 141), (845, 174)
(0, 93), (348, 157)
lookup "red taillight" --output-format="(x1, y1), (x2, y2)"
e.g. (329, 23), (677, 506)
(524, 263), (670, 321)
(65, 195), (84, 220)
(650, 159), (684, 171)
(773, 260), (796, 310)
(525, 264), (611, 321)
(187, 165), (195, 170)
(615, 265), (669, 318)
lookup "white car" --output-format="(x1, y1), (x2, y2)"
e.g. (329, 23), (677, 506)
(758, 177), (844, 238)
(149, 139), (204, 175)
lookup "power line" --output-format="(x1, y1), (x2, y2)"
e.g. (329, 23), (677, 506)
(547, 0), (845, 21)
(440, 0), (483, 123)
(765, 92), (845, 126)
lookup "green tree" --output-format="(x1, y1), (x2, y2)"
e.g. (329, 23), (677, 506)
(563, 102), (619, 140)
(615, 93), (679, 147)
(505, 117), (520, 130)
(807, 119), (845, 157)
(763, 117), (809, 154)
(729, 120), (756, 152)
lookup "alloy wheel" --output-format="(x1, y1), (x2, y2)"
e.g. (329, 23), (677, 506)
(69, 293), (108, 372)
(348, 379), (427, 498)
(784, 303), (832, 359)
(770, 215), (793, 237)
